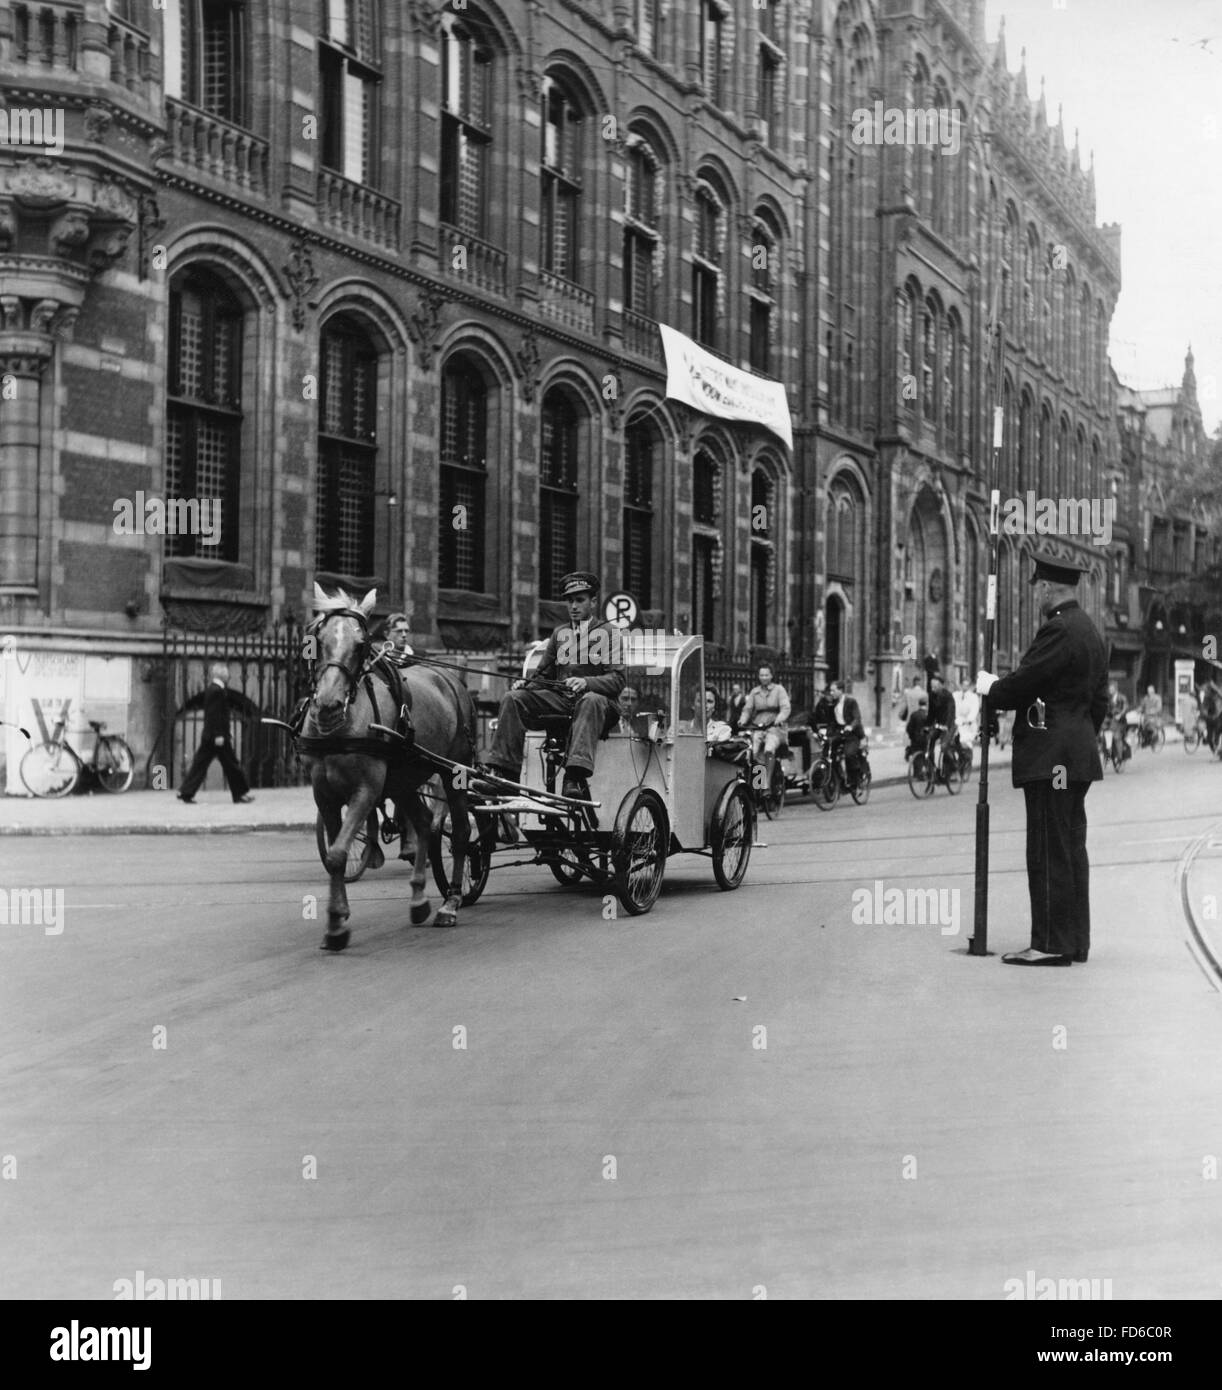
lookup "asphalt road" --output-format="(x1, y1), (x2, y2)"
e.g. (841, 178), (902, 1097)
(3, 748), (1222, 1299)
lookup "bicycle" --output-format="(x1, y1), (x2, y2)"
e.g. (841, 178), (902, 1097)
(1135, 719), (1165, 753)
(745, 727), (787, 820)
(809, 727), (872, 810)
(20, 702), (135, 797)
(907, 724), (961, 798)
(1097, 726), (1129, 773)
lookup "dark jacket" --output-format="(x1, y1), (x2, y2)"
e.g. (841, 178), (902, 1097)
(813, 694), (863, 737)
(201, 681), (234, 742)
(988, 600), (1108, 786)
(535, 617), (626, 699)
(927, 686), (956, 728)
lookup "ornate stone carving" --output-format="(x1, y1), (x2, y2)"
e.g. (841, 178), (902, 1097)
(407, 287), (446, 370)
(0, 203), (16, 251)
(88, 224), (132, 273)
(515, 329), (542, 402)
(283, 238), (319, 332)
(137, 192), (165, 281)
(516, 66), (543, 102)
(49, 208), (91, 255)
(52, 306), (80, 341)
(84, 106), (113, 143)
(8, 157), (75, 207)
(408, 0), (443, 38)
(94, 177), (138, 224)
(29, 299), (60, 334)
(0, 297), (23, 331)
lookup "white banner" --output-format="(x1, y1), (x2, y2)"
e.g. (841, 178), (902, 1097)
(659, 324), (793, 449)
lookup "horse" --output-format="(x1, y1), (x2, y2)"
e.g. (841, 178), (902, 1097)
(299, 584), (478, 951)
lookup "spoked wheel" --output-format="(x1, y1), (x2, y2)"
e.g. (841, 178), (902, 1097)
(1112, 740), (1127, 773)
(1149, 724), (1165, 752)
(849, 760), (871, 805)
(811, 757), (839, 811)
(958, 747), (973, 784)
(429, 807), (490, 907)
(711, 780), (753, 890)
(611, 787), (668, 916)
(95, 735), (135, 793)
(765, 760), (786, 819)
(908, 752), (934, 799)
(546, 846), (590, 886)
(1183, 724), (1202, 753)
(20, 742), (82, 798)
(316, 806), (379, 883)
(940, 754), (962, 795)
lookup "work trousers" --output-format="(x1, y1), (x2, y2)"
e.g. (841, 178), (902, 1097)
(1022, 780), (1090, 958)
(489, 687), (615, 776)
(180, 738), (250, 801)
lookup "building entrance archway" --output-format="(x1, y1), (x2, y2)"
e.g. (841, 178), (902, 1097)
(903, 487), (950, 671)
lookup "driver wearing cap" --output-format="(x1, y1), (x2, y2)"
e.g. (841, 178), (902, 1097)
(479, 571), (626, 801)
(975, 546), (1108, 967)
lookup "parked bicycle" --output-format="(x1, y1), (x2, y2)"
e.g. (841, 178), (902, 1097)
(20, 701), (135, 797)
(908, 724), (961, 798)
(809, 726), (872, 811)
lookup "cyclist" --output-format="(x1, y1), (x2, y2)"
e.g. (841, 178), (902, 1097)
(740, 663), (791, 788)
(1138, 685), (1162, 746)
(924, 671), (957, 775)
(952, 675), (979, 767)
(1200, 680), (1222, 754)
(813, 679), (866, 785)
(1102, 680), (1130, 762)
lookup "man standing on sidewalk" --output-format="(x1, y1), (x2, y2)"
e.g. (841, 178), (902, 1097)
(975, 549), (1107, 966)
(177, 664), (254, 805)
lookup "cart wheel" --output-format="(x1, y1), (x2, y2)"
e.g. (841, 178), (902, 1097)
(811, 756), (839, 811)
(611, 787), (667, 915)
(849, 760), (871, 805)
(711, 781), (753, 890)
(1183, 724), (1201, 753)
(316, 806), (378, 883)
(429, 807), (490, 906)
(547, 846), (589, 886)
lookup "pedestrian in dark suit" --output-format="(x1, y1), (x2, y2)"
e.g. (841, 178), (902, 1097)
(177, 664), (254, 804)
(976, 549), (1107, 965)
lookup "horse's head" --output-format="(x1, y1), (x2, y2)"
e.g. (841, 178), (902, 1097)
(309, 583), (377, 733)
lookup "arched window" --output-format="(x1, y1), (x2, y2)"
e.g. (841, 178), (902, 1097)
(692, 446), (722, 641)
(438, 359), (487, 591)
(441, 10), (493, 237)
(1017, 390), (1033, 494)
(166, 267), (243, 561)
(1023, 224), (1039, 341)
(636, 0), (662, 57)
(750, 468), (774, 645)
(539, 389), (580, 596)
(1095, 301), (1107, 400)
(749, 208), (781, 374)
(692, 177), (726, 349)
(897, 286), (915, 409)
(623, 416), (657, 606)
(540, 74), (584, 283)
(1080, 283), (1092, 393)
(1038, 403), (1052, 496)
(315, 316), (378, 577)
(1002, 204), (1019, 323)
(943, 309), (961, 447)
(1064, 267), (1077, 382)
(1057, 416), (1070, 497)
(319, 0), (382, 185)
(623, 131), (661, 320)
(922, 299), (937, 423)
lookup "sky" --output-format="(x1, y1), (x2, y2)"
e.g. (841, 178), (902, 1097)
(984, 0), (1222, 434)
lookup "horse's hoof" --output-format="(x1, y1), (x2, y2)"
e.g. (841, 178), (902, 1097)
(324, 849), (346, 876)
(409, 901), (432, 926)
(434, 908), (457, 928)
(321, 929), (350, 952)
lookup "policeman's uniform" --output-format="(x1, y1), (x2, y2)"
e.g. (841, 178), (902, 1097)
(486, 572), (626, 794)
(983, 550), (1108, 964)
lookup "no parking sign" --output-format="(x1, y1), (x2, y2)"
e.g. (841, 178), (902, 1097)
(603, 591), (640, 629)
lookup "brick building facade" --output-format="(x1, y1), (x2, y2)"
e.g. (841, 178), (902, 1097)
(0, 0), (1173, 786)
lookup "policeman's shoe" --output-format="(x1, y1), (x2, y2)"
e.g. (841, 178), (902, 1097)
(235, 794), (255, 804)
(176, 793), (195, 803)
(561, 770), (592, 800)
(1002, 947), (1073, 966)
(1072, 949), (1089, 963)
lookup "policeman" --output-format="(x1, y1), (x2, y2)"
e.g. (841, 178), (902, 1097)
(480, 572), (626, 801)
(976, 548), (1108, 966)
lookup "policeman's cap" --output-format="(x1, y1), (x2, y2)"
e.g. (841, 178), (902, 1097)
(560, 571), (599, 598)
(1028, 548), (1085, 587)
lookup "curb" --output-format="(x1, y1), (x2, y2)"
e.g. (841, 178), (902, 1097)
(0, 820), (317, 837)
